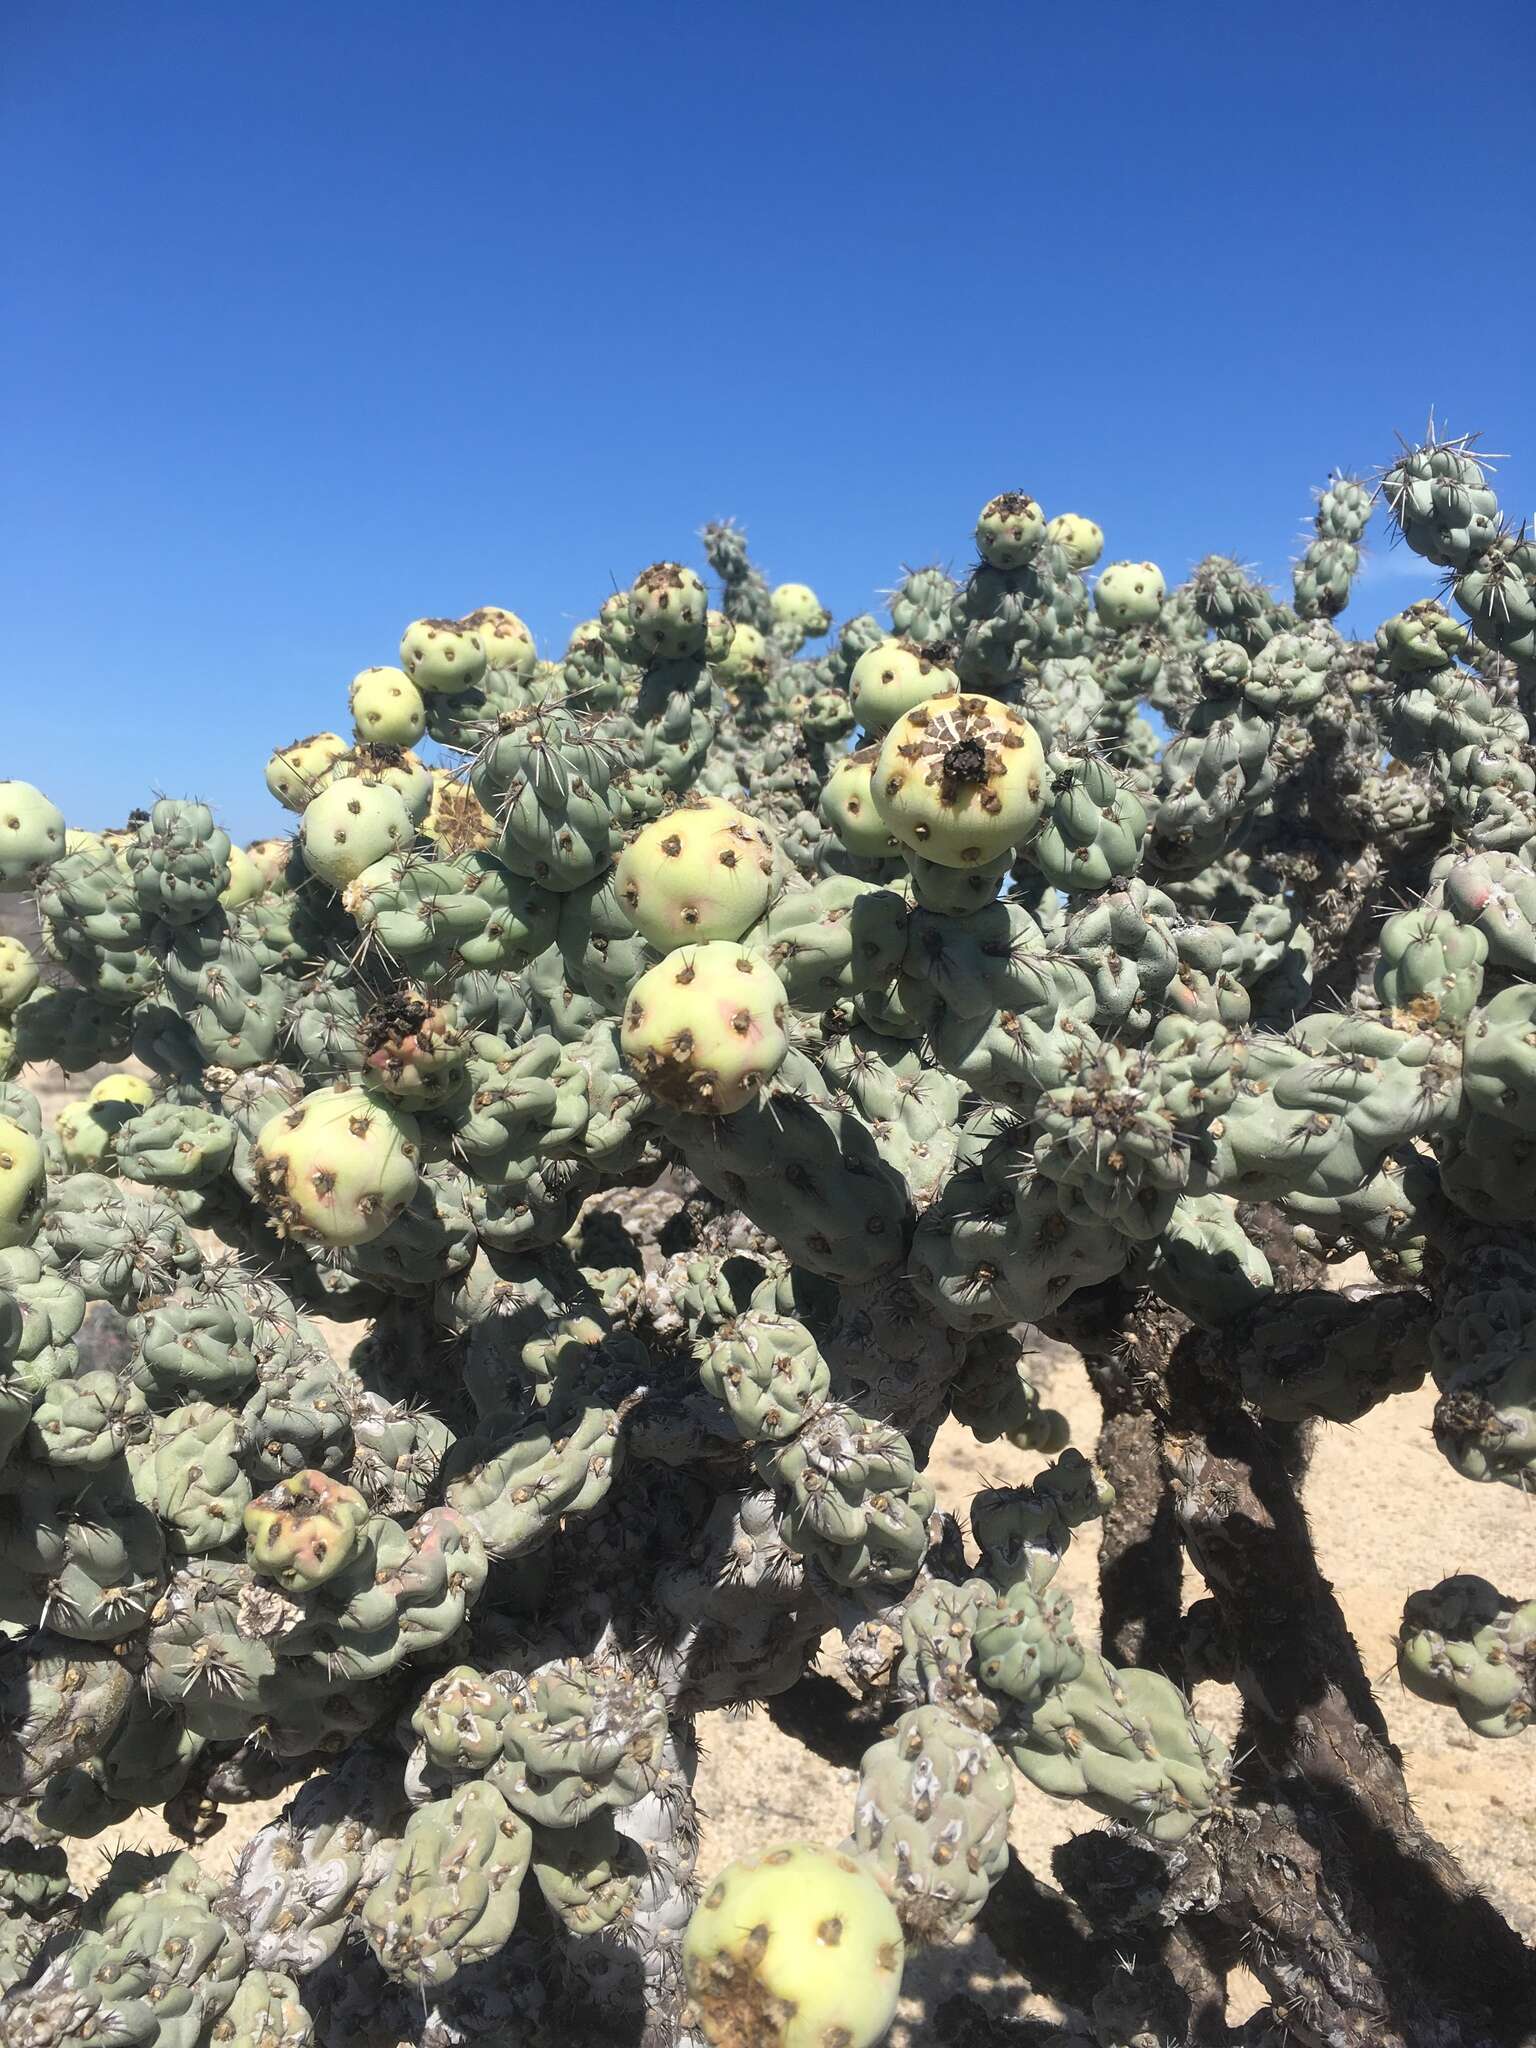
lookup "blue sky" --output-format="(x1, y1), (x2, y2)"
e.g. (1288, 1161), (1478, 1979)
(5, 1), (1533, 840)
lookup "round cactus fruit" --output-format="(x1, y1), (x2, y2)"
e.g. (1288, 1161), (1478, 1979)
(461, 605), (537, 675)
(264, 732), (350, 812)
(622, 941), (791, 1115)
(821, 747), (898, 857)
(1045, 512), (1104, 568)
(850, 638), (961, 735)
(0, 781), (66, 891)
(349, 666), (427, 747)
(299, 779), (414, 891)
(244, 1469), (371, 1591)
(0, 936), (39, 1016)
(0, 1114), (45, 1248)
(717, 620), (772, 689)
(1095, 560), (1167, 631)
(873, 692), (1047, 868)
(318, 743), (434, 825)
(91, 1073), (155, 1111)
(616, 797), (778, 951)
(246, 836), (292, 888)
(975, 491), (1046, 569)
(251, 1083), (421, 1245)
(629, 561), (711, 660)
(770, 582), (831, 635)
(399, 615), (489, 694)
(683, 1841), (904, 2048)
(218, 841), (266, 910)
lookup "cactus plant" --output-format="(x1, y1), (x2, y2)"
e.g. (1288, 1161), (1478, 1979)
(4, 430), (1536, 2047)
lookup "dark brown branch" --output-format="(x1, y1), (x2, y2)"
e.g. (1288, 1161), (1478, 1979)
(1159, 1329), (1536, 2045)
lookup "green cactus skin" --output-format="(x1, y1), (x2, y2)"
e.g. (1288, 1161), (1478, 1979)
(698, 1310), (831, 1442)
(1399, 1575), (1535, 1737)
(361, 1779), (530, 1985)
(852, 1704), (1014, 1942)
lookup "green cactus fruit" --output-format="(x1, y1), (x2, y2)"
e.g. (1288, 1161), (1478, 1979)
(244, 1468), (371, 1590)
(1094, 560), (1166, 631)
(95, 1073), (155, 1112)
(771, 581), (831, 636)
(684, 1841), (904, 2048)
(265, 732), (350, 811)
(461, 604), (537, 674)
(55, 1083), (147, 1172)
(629, 561), (711, 660)
(1045, 513), (1104, 569)
(348, 666), (427, 747)
(616, 796), (777, 951)
(873, 692), (1047, 869)
(0, 936), (40, 1016)
(317, 742), (433, 824)
(716, 620), (772, 689)
(821, 746), (898, 858)
(246, 836), (292, 888)
(0, 1116), (45, 1248)
(0, 781), (66, 892)
(252, 1084), (421, 1245)
(299, 779), (414, 891)
(975, 491), (1046, 570)
(218, 841), (266, 910)
(849, 637), (960, 735)
(699, 1311), (831, 1442)
(398, 616), (489, 695)
(622, 941), (791, 1114)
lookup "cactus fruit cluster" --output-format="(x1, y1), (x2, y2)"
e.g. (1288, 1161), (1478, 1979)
(4, 435), (1536, 2046)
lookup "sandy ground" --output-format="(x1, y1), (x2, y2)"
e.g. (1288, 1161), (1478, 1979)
(13, 1010), (1536, 2037)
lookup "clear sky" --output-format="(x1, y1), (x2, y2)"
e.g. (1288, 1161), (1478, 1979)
(5, 1), (1533, 840)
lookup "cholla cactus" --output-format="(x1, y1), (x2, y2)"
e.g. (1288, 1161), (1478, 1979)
(3, 434), (1536, 2046)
